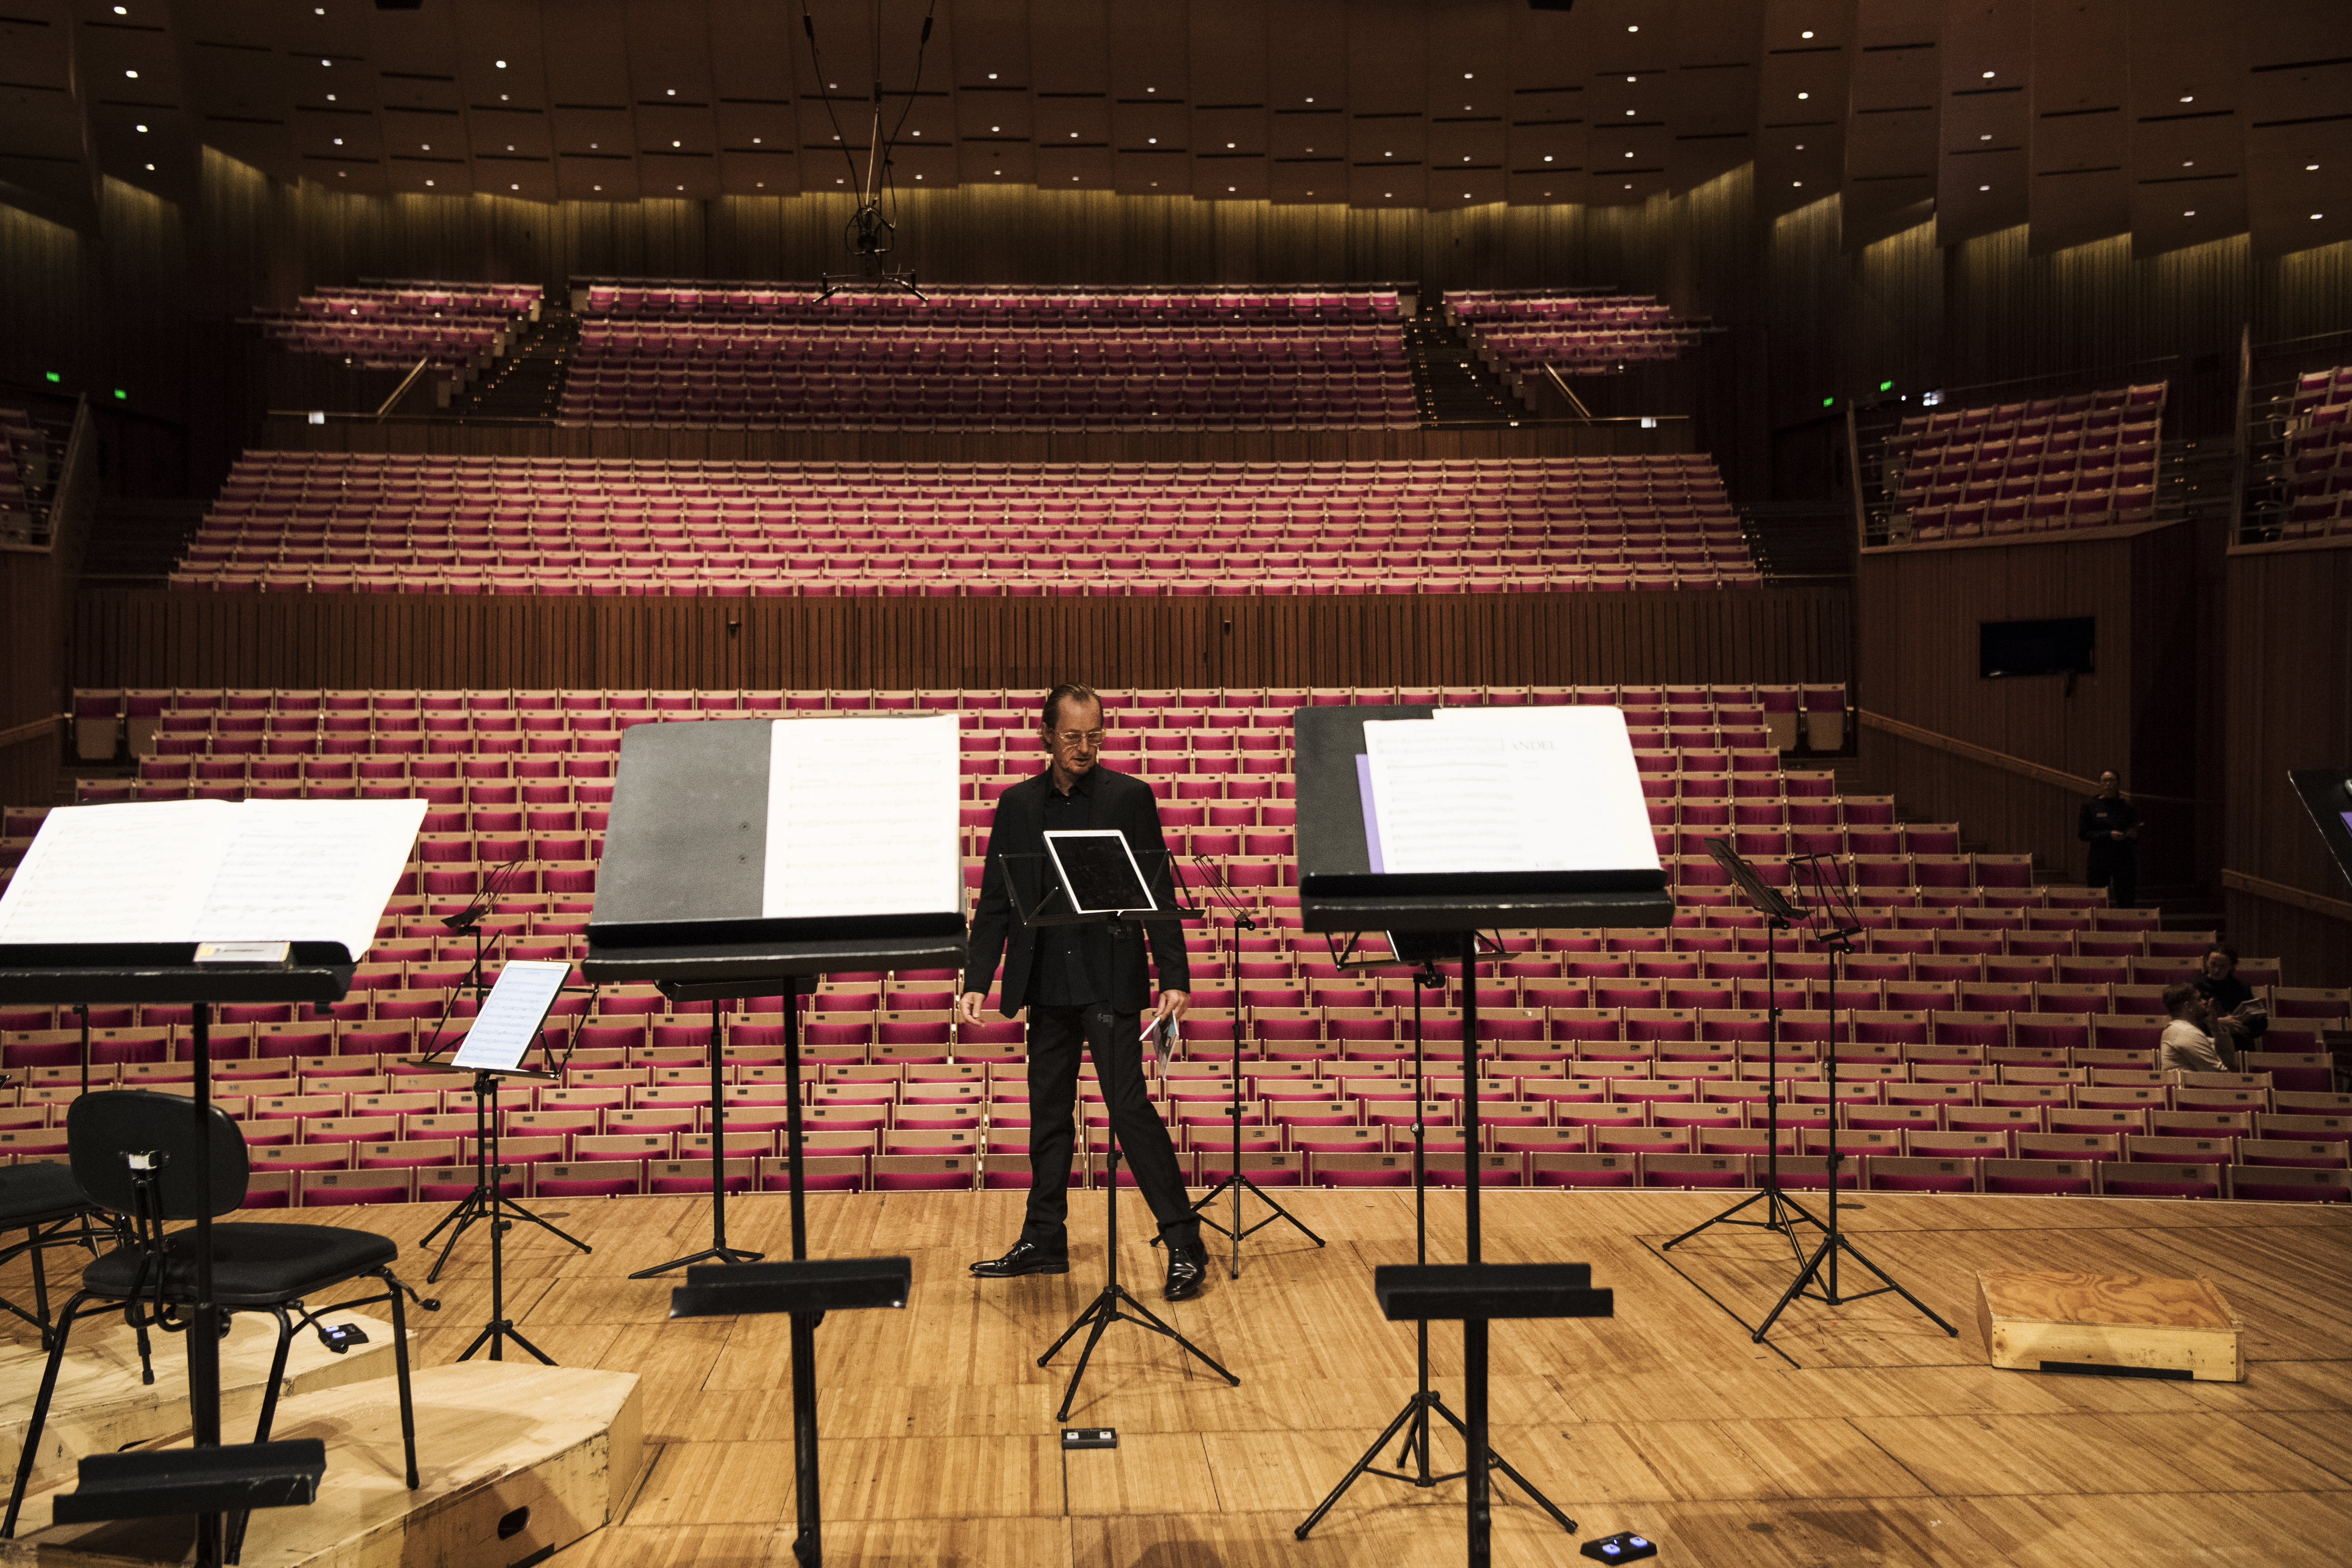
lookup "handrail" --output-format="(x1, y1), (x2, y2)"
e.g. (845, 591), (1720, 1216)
(2221, 867), (2352, 927)
(1542, 365), (1593, 422)
(1857, 709), (2197, 806)
(375, 357), (433, 422)
(39, 395), (98, 573)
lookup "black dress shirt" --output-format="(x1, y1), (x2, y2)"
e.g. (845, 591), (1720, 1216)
(1032, 768), (1104, 1006)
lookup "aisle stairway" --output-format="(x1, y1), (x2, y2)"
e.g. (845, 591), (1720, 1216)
(1405, 314), (1525, 425)
(446, 307), (576, 422)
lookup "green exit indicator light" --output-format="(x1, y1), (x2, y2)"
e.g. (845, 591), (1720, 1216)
(113, 389), (127, 400)
(1821, 395), (1835, 408)
(44, 372), (61, 383)
(1879, 380), (1894, 392)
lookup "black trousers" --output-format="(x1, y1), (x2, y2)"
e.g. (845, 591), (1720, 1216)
(1021, 1003), (1200, 1251)
(2087, 842), (2137, 909)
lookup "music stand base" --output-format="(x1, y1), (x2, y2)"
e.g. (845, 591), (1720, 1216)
(630, 1245), (766, 1280)
(1754, 1223), (1959, 1344)
(423, 1189), (590, 1285)
(1295, 1384), (1577, 1540)
(456, 1318), (555, 1366)
(1185, 1172), (1327, 1277)
(1038, 1282), (1239, 1424)
(1657, 1181), (1825, 1256)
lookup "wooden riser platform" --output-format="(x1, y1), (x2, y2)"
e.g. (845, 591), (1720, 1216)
(0, 1362), (640, 1568)
(3, 1188), (2347, 1567)
(0, 1310), (403, 1483)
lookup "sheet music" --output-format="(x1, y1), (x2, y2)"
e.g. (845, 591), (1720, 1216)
(764, 714), (960, 918)
(194, 798), (429, 959)
(1431, 708), (1661, 873)
(1362, 710), (1661, 876)
(0, 801), (239, 944)
(453, 958), (571, 1072)
(1361, 723), (1522, 873)
(0, 797), (425, 958)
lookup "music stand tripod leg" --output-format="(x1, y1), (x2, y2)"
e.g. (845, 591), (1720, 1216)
(630, 1004), (766, 1278)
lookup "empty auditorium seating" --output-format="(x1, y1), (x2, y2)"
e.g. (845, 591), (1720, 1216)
(166, 453), (1762, 596)
(559, 282), (1415, 430)
(1446, 291), (1705, 381)
(6, 682), (2329, 1212)
(253, 283), (542, 371)
(1881, 383), (2168, 543)
(2280, 366), (2352, 540)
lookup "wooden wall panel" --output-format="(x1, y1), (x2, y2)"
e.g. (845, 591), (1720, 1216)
(2223, 540), (2352, 989)
(70, 586), (1852, 699)
(1855, 524), (2202, 891)
(0, 548), (65, 806)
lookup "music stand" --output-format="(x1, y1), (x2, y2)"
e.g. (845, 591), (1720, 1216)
(1179, 854), (1324, 1275)
(441, 958), (573, 1362)
(1292, 706), (1650, 1567)
(1297, 929), (1572, 1540)
(1747, 853), (1956, 1343)
(584, 719), (966, 1568)
(1657, 839), (1820, 1258)
(996, 833), (1241, 1422)
(0, 797), (428, 1568)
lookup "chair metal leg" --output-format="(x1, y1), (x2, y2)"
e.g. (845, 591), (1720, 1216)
(28, 1231), (48, 1352)
(3, 1293), (91, 1539)
(386, 1271), (420, 1490)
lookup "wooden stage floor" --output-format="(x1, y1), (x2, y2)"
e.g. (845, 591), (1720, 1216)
(8, 1186), (2350, 1567)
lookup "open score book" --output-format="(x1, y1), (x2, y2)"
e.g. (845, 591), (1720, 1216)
(0, 798), (429, 963)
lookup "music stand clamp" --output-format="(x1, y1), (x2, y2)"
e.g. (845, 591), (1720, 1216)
(996, 845), (1243, 1422)
(1658, 842), (1956, 1349)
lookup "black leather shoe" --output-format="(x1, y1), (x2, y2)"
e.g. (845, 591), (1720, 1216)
(1164, 1244), (1208, 1302)
(970, 1239), (1069, 1278)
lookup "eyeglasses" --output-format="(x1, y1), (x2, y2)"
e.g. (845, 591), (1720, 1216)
(1051, 729), (1105, 746)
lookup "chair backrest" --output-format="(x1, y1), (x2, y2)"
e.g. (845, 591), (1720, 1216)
(68, 1089), (250, 1218)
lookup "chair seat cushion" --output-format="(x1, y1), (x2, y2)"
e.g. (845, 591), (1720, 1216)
(83, 1225), (396, 1306)
(0, 1162), (93, 1225)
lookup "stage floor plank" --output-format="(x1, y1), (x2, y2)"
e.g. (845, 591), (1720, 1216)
(5, 1187), (2347, 1567)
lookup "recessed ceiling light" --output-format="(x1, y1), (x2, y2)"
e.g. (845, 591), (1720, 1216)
(144, 162), (153, 170)
(987, 72), (997, 80)
(1981, 133), (1992, 140)
(2309, 163), (2322, 171)
(135, 123), (147, 133)
(511, 183), (518, 190)
(2184, 209), (2195, 216)
(990, 124), (999, 132)
(426, 179), (434, 186)
(756, 182), (763, 187)
(672, 140), (680, 147)
(1801, 29), (1815, 38)
(1148, 87), (1155, 92)
(677, 184), (683, 191)
(1148, 137), (1156, 143)
(1979, 184), (1989, 191)
(1627, 23), (1638, 30)
(2314, 212), (2326, 219)
(2184, 159), (2194, 166)
(1626, 110), (1635, 116)
(1797, 92), (1808, 100)
(912, 130), (919, 135)
(337, 171), (345, 177)
(1305, 97), (1313, 103)
(1228, 142), (1236, 148)
(1796, 143), (1805, 150)
(1982, 71), (1994, 79)
(1464, 73), (1473, 79)
(1793, 181), (1803, 187)
(334, 138), (343, 145)
(321, 58), (331, 67)
(124, 69), (138, 79)
(1228, 185), (1236, 191)
(752, 137), (760, 144)
(113, 3), (125, 11)
(327, 93), (336, 101)
(495, 60), (505, 69)
(2180, 95), (2193, 103)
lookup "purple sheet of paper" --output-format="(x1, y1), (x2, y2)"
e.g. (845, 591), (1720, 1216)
(1356, 754), (1384, 874)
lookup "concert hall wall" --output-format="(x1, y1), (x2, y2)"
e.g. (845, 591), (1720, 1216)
(1854, 523), (2205, 899)
(2222, 540), (2352, 991)
(70, 585), (1851, 700)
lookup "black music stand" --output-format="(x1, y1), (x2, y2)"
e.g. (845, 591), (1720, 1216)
(1658, 842), (1955, 1347)
(1293, 705), (1658, 1568)
(583, 719), (966, 1568)
(1180, 854), (1324, 1275)
(995, 836), (1241, 1422)
(1748, 852), (1955, 1343)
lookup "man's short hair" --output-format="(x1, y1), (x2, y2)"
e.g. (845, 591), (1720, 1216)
(1040, 684), (1100, 731)
(2205, 941), (2238, 961)
(2162, 982), (2201, 1017)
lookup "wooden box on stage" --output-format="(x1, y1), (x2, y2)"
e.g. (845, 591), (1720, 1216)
(1976, 1269), (2245, 1382)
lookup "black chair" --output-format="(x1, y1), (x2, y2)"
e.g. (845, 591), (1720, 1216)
(0, 1162), (129, 1350)
(2, 1091), (436, 1556)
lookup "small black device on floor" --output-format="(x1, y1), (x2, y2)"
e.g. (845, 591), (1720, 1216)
(1061, 1429), (1117, 1450)
(315, 1322), (369, 1354)
(1581, 1530), (1657, 1562)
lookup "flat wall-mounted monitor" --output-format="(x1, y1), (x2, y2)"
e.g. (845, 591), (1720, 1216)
(1980, 616), (2095, 680)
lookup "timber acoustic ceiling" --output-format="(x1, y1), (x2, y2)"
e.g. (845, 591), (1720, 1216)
(0, 0), (2345, 257)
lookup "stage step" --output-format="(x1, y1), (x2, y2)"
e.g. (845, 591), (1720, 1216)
(0, 1362), (641, 1568)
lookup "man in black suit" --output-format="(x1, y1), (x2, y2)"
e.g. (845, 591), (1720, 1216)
(957, 683), (1208, 1300)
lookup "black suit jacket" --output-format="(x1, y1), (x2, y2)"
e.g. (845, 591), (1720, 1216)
(962, 765), (1190, 1017)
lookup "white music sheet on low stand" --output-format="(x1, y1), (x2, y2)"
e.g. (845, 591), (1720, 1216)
(1362, 708), (1660, 877)
(0, 797), (429, 958)
(452, 958), (572, 1072)
(763, 713), (961, 920)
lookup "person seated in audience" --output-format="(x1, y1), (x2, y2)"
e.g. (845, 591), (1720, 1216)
(2158, 980), (2265, 1074)
(2077, 770), (2140, 908)
(2191, 942), (2253, 1016)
